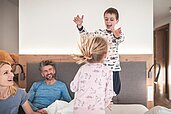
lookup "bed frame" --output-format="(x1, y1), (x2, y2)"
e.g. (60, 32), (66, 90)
(26, 61), (147, 106)
(19, 54), (154, 109)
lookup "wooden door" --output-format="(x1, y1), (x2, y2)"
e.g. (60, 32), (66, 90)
(154, 24), (169, 105)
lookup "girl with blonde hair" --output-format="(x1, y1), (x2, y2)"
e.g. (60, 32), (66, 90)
(0, 61), (41, 114)
(70, 34), (115, 114)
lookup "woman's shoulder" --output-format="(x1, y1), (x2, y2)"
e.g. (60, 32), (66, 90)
(15, 88), (28, 100)
(17, 88), (27, 94)
(16, 88), (29, 105)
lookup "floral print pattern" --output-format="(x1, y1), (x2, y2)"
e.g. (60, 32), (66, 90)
(70, 63), (115, 111)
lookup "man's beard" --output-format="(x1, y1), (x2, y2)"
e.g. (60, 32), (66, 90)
(45, 73), (56, 80)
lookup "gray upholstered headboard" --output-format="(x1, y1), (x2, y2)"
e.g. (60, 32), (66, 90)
(26, 62), (81, 98)
(116, 62), (146, 106)
(26, 62), (146, 106)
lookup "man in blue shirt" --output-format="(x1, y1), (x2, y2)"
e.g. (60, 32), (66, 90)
(28, 60), (71, 113)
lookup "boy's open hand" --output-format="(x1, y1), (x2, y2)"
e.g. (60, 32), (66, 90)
(73, 15), (84, 28)
(112, 27), (122, 38)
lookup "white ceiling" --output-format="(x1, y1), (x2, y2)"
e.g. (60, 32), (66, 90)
(154, 0), (171, 24)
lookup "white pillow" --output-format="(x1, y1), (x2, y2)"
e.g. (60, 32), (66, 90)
(59, 100), (74, 113)
(44, 100), (74, 114)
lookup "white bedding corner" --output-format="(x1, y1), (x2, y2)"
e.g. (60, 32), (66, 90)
(106, 104), (148, 114)
(44, 100), (74, 114)
(44, 100), (148, 114)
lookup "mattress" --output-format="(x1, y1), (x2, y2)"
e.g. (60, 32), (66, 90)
(45, 100), (148, 114)
(106, 104), (148, 114)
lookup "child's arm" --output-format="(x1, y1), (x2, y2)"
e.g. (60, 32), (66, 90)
(70, 67), (82, 92)
(105, 70), (116, 107)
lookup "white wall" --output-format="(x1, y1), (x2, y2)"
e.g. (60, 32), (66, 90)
(0, 0), (19, 53)
(154, 16), (171, 100)
(19, 0), (153, 54)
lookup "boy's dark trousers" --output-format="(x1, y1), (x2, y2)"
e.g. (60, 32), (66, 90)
(113, 71), (121, 95)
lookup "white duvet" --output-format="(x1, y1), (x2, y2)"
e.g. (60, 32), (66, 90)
(145, 106), (171, 114)
(44, 100), (171, 114)
(44, 100), (74, 114)
(44, 100), (149, 114)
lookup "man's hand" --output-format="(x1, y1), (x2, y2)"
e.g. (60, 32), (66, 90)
(37, 109), (48, 114)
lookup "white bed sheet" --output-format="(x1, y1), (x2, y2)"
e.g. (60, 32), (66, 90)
(106, 104), (148, 114)
(44, 100), (149, 114)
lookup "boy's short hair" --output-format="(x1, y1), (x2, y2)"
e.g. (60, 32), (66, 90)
(104, 7), (119, 20)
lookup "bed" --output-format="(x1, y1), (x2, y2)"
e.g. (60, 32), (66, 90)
(26, 61), (148, 114)
(44, 99), (148, 114)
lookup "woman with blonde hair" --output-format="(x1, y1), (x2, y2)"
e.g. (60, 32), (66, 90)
(70, 33), (115, 114)
(0, 61), (41, 114)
